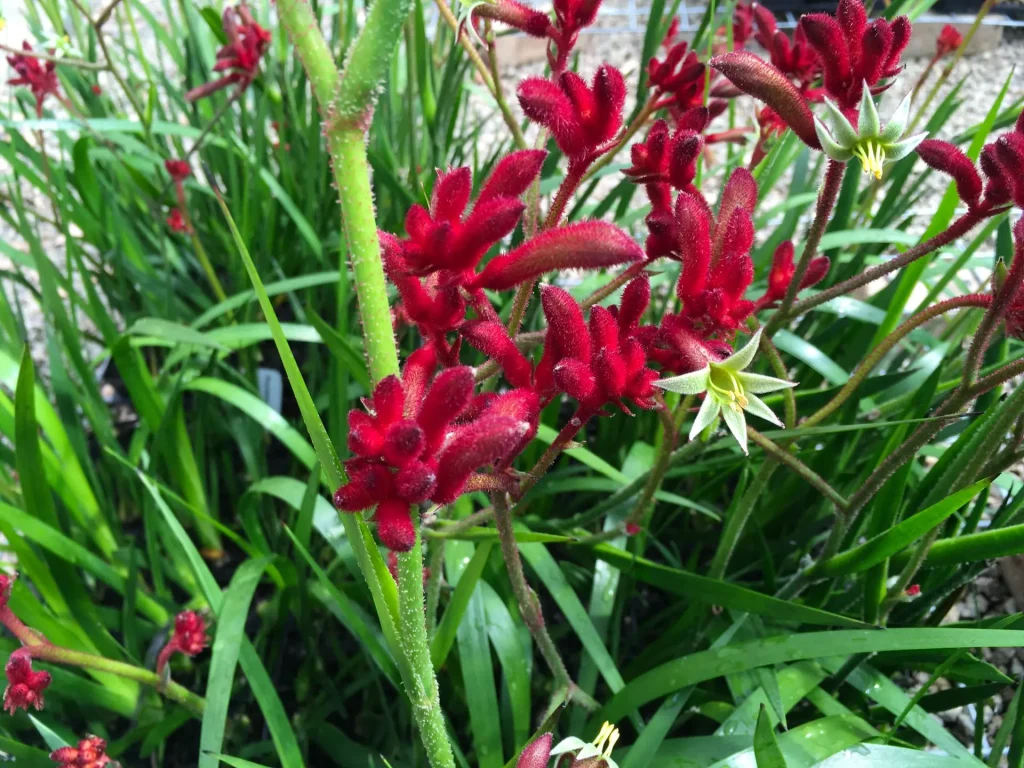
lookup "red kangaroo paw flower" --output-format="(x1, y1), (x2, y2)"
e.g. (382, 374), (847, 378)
(916, 140), (983, 210)
(165, 159), (191, 182)
(372, 376), (406, 425)
(156, 610), (210, 675)
(6, 42), (60, 117)
(541, 285), (591, 363)
(167, 208), (188, 233)
(624, 120), (672, 183)
(418, 366), (475, 452)
(675, 195), (713, 299)
(374, 498), (416, 552)
(472, 221), (643, 290)
(668, 131), (705, 190)
(463, 322), (534, 388)
(478, 150), (548, 204)
(382, 421), (427, 467)
(347, 410), (384, 457)
(449, 197), (527, 271)
(433, 416), (532, 503)
(935, 24), (962, 58)
(711, 51), (820, 149)
(51, 736), (111, 767)
(186, 4), (269, 101)
(618, 274), (651, 334)
(334, 461), (395, 511)
(761, 241), (826, 305)
(394, 460), (437, 503)
(401, 344), (438, 415)
(714, 168), (758, 264)
(4, 649), (50, 714)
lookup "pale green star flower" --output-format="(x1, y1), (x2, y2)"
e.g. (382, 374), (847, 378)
(813, 85), (927, 180)
(653, 328), (796, 455)
(550, 722), (621, 768)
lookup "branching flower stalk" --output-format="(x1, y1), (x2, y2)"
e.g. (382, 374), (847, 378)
(276, 1), (453, 766)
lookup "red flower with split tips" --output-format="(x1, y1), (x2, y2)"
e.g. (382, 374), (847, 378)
(6, 42), (60, 117)
(518, 65), (626, 166)
(50, 736), (111, 768)
(185, 4), (270, 102)
(935, 24), (962, 59)
(156, 610), (209, 674)
(3, 648), (50, 714)
(334, 351), (537, 550)
(757, 240), (830, 308)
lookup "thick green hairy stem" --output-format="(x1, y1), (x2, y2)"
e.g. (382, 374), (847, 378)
(277, 3), (453, 766)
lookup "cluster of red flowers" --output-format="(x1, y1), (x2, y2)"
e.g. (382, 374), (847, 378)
(6, 42), (60, 117)
(473, 0), (601, 73)
(50, 736), (111, 768)
(185, 3), (270, 102)
(156, 610), (210, 674)
(4, 649), (51, 715)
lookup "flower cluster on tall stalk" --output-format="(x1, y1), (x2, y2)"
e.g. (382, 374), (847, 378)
(6, 42), (62, 117)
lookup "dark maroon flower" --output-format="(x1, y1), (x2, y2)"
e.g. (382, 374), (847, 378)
(935, 24), (962, 59)
(156, 610), (209, 674)
(50, 736), (111, 767)
(185, 4), (270, 101)
(518, 65), (626, 163)
(6, 42), (60, 117)
(3, 648), (50, 714)
(799, 0), (910, 110)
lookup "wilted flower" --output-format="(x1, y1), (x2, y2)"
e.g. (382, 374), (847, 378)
(814, 87), (925, 179)
(655, 328), (796, 454)
(6, 42), (60, 117)
(156, 610), (209, 674)
(50, 736), (111, 767)
(185, 4), (270, 101)
(3, 648), (51, 714)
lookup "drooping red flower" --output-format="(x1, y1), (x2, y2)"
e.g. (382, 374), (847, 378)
(757, 240), (829, 308)
(50, 736), (111, 767)
(167, 208), (188, 233)
(165, 159), (191, 182)
(6, 42), (60, 117)
(156, 610), (209, 674)
(799, 0), (910, 110)
(535, 277), (660, 415)
(935, 24), (962, 59)
(334, 357), (536, 549)
(3, 648), (50, 714)
(518, 65), (626, 164)
(185, 4), (271, 101)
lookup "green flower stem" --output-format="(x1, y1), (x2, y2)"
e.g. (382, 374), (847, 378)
(766, 159), (846, 335)
(747, 428), (848, 511)
(432, 0), (526, 150)
(621, 397), (689, 532)
(802, 295), (991, 429)
(492, 494), (577, 700)
(277, 3), (453, 766)
(964, 252), (1024, 386)
(425, 540), (446, 636)
(750, 318), (796, 428)
(787, 210), (985, 319)
(707, 459), (778, 580)
(517, 408), (593, 500)
(1, 604), (204, 714)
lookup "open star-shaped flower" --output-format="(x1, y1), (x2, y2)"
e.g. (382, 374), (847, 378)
(814, 85), (926, 179)
(653, 328), (796, 454)
(550, 721), (621, 768)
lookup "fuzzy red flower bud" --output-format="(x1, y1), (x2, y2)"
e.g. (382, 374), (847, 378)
(51, 736), (111, 767)
(463, 322), (534, 388)
(374, 498), (416, 552)
(471, 221), (643, 291)
(473, 0), (552, 37)
(156, 610), (209, 675)
(714, 168), (758, 264)
(4, 649), (50, 714)
(478, 150), (549, 204)
(916, 140), (983, 209)
(165, 159), (191, 182)
(711, 52), (820, 149)
(433, 416), (531, 503)
(516, 733), (553, 768)
(417, 367), (475, 452)
(675, 195), (713, 300)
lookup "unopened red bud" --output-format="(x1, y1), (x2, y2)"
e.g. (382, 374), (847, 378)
(374, 498), (416, 552)
(382, 420), (427, 467)
(395, 460), (437, 503)
(478, 149), (548, 203)
(372, 376), (406, 425)
(463, 322), (534, 389)
(348, 411), (384, 457)
(516, 733), (553, 768)
(431, 167), (472, 223)
(711, 51), (820, 150)
(472, 221), (643, 291)
(916, 139), (983, 209)
(433, 416), (531, 503)
(418, 367), (475, 450)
